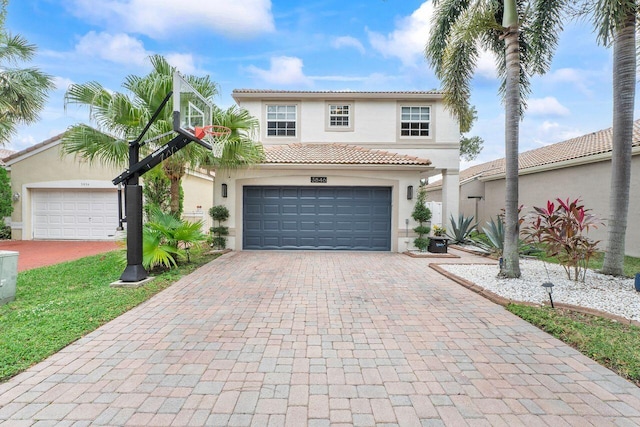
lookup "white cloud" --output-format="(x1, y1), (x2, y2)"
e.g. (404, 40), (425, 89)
(527, 97), (571, 117)
(52, 76), (74, 92)
(475, 50), (498, 80)
(546, 68), (592, 96)
(165, 53), (197, 75)
(70, 0), (275, 39)
(332, 36), (365, 55)
(245, 56), (312, 86)
(367, 1), (433, 67)
(75, 32), (148, 66)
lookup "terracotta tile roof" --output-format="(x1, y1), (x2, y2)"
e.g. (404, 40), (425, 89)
(0, 148), (16, 165)
(233, 89), (444, 95)
(264, 143), (431, 166)
(427, 119), (640, 189)
(3, 133), (65, 164)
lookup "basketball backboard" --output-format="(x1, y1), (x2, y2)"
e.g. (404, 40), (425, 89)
(172, 72), (213, 141)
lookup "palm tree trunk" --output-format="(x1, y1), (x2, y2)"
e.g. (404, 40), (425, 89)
(602, 12), (636, 276)
(169, 176), (182, 217)
(501, 27), (521, 278)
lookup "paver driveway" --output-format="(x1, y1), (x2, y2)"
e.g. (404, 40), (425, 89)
(1, 251), (640, 426)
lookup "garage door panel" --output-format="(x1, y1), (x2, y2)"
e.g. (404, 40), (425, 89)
(243, 186), (391, 250)
(263, 204), (279, 214)
(33, 189), (118, 240)
(282, 204), (298, 214)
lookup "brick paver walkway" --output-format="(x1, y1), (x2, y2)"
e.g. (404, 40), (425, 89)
(1, 250), (639, 426)
(0, 240), (120, 271)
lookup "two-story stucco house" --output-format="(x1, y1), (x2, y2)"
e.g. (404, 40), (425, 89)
(214, 90), (461, 252)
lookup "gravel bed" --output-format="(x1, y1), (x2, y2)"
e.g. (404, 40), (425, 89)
(440, 258), (640, 322)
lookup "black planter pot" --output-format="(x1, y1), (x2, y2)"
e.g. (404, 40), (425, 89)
(428, 237), (448, 253)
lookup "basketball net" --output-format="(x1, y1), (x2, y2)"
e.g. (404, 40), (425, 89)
(195, 125), (231, 157)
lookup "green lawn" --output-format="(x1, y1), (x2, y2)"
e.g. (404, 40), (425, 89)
(534, 251), (640, 278)
(0, 250), (219, 382)
(507, 304), (640, 387)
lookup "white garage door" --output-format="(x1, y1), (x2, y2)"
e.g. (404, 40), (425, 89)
(32, 189), (119, 240)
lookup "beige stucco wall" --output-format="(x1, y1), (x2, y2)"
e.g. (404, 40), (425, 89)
(214, 166), (427, 252)
(8, 140), (216, 240)
(181, 170), (214, 230)
(480, 156), (640, 257)
(8, 141), (121, 240)
(238, 97), (460, 149)
(426, 155), (640, 257)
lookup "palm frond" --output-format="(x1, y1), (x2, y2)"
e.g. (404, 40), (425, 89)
(426, 0), (473, 76)
(61, 124), (129, 168)
(524, 0), (568, 74)
(0, 67), (54, 142)
(0, 32), (36, 63)
(589, 0), (637, 46)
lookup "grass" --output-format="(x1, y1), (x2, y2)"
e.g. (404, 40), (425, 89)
(534, 251), (640, 278)
(507, 304), (640, 387)
(0, 249), (220, 382)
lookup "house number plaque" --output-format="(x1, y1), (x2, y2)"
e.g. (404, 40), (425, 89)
(310, 177), (327, 183)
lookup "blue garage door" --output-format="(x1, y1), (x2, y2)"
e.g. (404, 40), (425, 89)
(243, 186), (391, 250)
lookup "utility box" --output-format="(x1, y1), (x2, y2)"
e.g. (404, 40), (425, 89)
(0, 250), (18, 306)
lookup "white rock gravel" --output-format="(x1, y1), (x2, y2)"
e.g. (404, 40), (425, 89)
(440, 258), (640, 322)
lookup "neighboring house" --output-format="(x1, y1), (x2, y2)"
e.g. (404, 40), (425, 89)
(3, 134), (213, 240)
(214, 90), (461, 252)
(427, 120), (640, 257)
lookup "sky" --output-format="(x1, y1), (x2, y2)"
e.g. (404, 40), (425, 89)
(5, 0), (636, 169)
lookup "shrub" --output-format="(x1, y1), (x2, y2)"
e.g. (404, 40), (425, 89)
(143, 207), (206, 271)
(411, 184), (431, 252)
(448, 214), (477, 243)
(523, 197), (602, 282)
(209, 205), (230, 250)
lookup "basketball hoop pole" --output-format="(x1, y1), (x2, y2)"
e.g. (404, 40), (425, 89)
(114, 91), (174, 283)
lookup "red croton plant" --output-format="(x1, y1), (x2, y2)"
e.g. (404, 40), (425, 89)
(523, 197), (603, 282)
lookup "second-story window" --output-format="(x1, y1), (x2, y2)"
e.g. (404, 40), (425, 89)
(400, 106), (430, 137)
(329, 104), (350, 127)
(267, 105), (296, 137)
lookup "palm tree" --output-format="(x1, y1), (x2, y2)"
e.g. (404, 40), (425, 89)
(62, 55), (263, 216)
(583, 1), (637, 276)
(426, 0), (567, 278)
(0, 1), (54, 144)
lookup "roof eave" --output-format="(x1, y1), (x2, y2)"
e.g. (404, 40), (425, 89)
(232, 91), (445, 103)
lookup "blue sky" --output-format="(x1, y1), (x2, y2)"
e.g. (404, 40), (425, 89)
(5, 0), (634, 168)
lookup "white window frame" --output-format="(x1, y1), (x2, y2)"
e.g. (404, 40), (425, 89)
(325, 102), (354, 132)
(266, 104), (298, 138)
(399, 105), (431, 138)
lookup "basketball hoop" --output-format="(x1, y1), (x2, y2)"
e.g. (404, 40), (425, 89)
(194, 125), (231, 140)
(195, 125), (231, 157)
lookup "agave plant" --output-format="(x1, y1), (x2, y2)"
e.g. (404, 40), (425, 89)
(447, 214), (477, 244)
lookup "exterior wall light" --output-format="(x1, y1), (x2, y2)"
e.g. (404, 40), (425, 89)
(12, 192), (20, 202)
(407, 185), (413, 200)
(221, 183), (228, 198)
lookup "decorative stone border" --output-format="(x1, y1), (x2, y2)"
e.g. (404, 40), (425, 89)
(430, 263), (640, 327)
(403, 251), (460, 259)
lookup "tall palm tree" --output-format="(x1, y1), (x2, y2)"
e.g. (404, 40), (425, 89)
(584, 1), (637, 276)
(426, 0), (567, 278)
(0, 1), (54, 144)
(62, 54), (263, 216)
